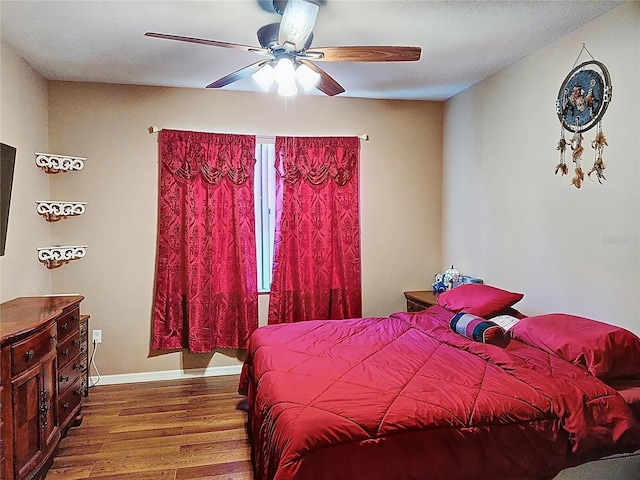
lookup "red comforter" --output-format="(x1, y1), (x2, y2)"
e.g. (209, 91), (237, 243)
(238, 306), (640, 480)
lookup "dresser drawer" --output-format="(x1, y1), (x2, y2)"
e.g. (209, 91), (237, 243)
(57, 307), (81, 343)
(11, 323), (57, 376)
(59, 377), (83, 429)
(79, 314), (90, 397)
(407, 298), (427, 312)
(57, 331), (82, 368)
(79, 316), (88, 336)
(81, 375), (88, 398)
(79, 322), (88, 357)
(58, 354), (83, 393)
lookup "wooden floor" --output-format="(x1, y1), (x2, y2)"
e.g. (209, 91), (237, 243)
(45, 375), (253, 480)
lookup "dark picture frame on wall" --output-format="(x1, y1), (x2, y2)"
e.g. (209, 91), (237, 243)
(1, 142), (17, 256)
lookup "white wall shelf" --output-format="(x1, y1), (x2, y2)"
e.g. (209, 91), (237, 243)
(37, 245), (87, 269)
(35, 152), (86, 173)
(35, 201), (87, 222)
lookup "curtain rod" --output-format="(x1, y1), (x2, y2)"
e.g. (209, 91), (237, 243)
(148, 126), (369, 141)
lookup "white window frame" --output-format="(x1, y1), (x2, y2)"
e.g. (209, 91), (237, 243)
(254, 139), (276, 292)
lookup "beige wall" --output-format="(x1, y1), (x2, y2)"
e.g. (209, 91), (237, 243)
(45, 83), (443, 375)
(443, 2), (639, 333)
(0, 43), (51, 301)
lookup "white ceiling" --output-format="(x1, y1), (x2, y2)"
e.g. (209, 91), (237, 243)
(0, 0), (622, 101)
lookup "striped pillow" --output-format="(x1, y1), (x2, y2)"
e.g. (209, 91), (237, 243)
(450, 312), (510, 347)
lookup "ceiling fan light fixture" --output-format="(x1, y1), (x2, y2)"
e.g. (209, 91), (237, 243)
(273, 56), (296, 84)
(277, 78), (298, 97)
(295, 63), (321, 91)
(277, 0), (319, 51)
(252, 63), (275, 91)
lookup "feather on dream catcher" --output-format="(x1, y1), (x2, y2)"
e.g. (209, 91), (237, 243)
(555, 44), (612, 188)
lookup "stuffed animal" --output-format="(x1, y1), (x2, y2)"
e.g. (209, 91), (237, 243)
(432, 273), (447, 293)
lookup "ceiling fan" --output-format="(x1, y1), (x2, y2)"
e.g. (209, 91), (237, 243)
(145, 0), (421, 97)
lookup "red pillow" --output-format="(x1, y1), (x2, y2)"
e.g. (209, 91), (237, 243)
(436, 283), (524, 318)
(511, 313), (640, 379)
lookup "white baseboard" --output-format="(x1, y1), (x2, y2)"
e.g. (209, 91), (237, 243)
(89, 364), (242, 387)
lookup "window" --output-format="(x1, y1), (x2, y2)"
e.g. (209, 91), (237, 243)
(254, 141), (276, 292)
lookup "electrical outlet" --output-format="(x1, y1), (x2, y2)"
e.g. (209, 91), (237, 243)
(92, 330), (102, 344)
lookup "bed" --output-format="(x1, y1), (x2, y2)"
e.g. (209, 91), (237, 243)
(238, 284), (640, 480)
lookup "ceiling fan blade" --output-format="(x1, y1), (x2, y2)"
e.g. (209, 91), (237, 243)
(298, 60), (345, 97)
(278, 0), (319, 51)
(145, 32), (267, 54)
(305, 46), (421, 62)
(206, 60), (269, 89)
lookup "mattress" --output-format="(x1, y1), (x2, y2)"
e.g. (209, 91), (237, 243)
(609, 377), (640, 421)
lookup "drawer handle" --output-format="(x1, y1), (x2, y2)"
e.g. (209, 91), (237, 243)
(61, 322), (68, 330)
(51, 334), (57, 341)
(62, 349), (70, 356)
(26, 349), (35, 360)
(73, 340), (81, 346)
(63, 402), (70, 409)
(75, 386), (86, 396)
(74, 315), (80, 322)
(75, 363), (86, 371)
(60, 375), (69, 382)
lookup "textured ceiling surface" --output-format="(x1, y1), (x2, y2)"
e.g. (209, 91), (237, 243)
(0, 0), (621, 100)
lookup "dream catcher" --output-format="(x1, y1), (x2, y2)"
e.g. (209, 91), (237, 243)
(555, 44), (612, 188)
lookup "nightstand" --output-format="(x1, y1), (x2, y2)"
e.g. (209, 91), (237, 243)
(404, 290), (439, 312)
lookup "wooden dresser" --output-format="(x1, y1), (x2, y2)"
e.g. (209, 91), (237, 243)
(0, 295), (87, 480)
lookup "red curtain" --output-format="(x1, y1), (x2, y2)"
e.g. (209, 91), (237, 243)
(268, 136), (362, 324)
(152, 129), (258, 352)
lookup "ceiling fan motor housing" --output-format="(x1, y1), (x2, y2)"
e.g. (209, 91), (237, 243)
(257, 23), (313, 52)
(257, 23), (280, 48)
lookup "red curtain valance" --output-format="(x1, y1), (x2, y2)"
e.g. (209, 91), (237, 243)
(160, 129), (256, 185)
(275, 136), (359, 186)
